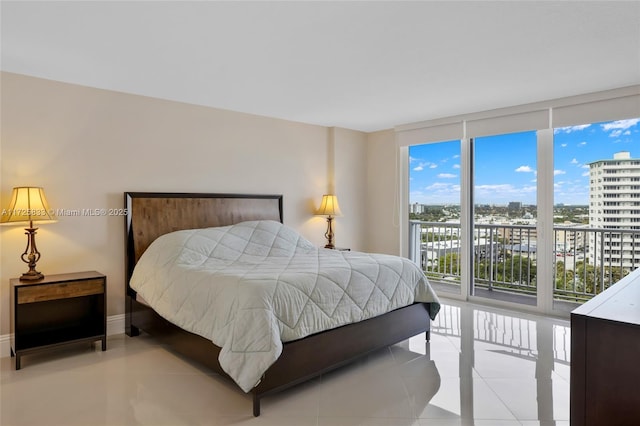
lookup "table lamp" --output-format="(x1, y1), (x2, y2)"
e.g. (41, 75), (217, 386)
(316, 194), (342, 249)
(1, 187), (56, 281)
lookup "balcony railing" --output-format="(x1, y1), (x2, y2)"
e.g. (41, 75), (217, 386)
(409, 220), (640, 303)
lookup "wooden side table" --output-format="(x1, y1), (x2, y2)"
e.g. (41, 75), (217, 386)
(10, 271), (107, 369)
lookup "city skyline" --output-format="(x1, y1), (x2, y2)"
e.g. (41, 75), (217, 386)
(409, 118), (640, 206)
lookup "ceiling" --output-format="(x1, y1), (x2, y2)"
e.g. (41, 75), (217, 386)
(2, 1), (639, 132)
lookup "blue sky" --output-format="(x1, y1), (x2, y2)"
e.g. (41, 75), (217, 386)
(409, 118), (640, 206)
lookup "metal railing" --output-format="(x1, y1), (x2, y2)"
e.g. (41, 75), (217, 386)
(410, 220), (640, 303)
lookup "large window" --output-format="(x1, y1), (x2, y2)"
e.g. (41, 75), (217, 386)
(400, 89), (640, 315)
(553, 118), (640, 305)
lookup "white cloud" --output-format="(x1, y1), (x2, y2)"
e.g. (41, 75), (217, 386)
(438, 173), (457, 179)
(412, 183), (460, 204)
(561, 143), (568, 148)
(581, 164), (590, 169)
(554, 170), (566, 176)
(601, 118), (640, 132)
(429, 164), (437, 169)
(413, 161), (435, 171)
(515, 165), (534, 173)
(610, 129), (623, 138)
(582, 171), (590, 177)
(570, 158), (578, 164)
(453, 164), (460, 169)
(425, 182), (458, 191)
(475, 184), (515, 192)
(472, 183), (542, 204)
(578, 141), (587, 147)
(554, 124), (591, 134)
(474, 183), (537, 197)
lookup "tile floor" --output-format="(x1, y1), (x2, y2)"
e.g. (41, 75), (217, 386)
(0, 299), (571, 425)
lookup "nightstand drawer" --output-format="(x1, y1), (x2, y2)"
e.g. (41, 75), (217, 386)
(17, 279), (104, 304)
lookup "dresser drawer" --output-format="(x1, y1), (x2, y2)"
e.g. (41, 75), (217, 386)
(17, 279), (104, 304)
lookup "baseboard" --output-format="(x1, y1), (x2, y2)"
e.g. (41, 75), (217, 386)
(106, 313), (126, 337)
(1, 313), (126, 358)
(0, 334), (11, 359)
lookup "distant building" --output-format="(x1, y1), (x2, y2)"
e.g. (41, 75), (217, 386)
(499, 225), (537, 246)
(555, 223), (585, 253)
(588, 151), (640, 269)
(410, 202), (426, 214)
(508, 201), (522, 211)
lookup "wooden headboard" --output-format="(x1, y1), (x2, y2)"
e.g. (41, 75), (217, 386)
(124, 192), (283, 285)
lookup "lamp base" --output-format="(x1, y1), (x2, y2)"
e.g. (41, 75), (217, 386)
(324, 216), (336, 249)
(20, 270), (44, 281)
(19, 226), (44, 281)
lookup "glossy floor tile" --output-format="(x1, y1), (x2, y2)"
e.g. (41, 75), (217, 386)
(0, 299), (571, 425)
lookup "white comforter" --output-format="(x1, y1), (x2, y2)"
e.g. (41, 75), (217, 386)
(130, 220), (440, 392)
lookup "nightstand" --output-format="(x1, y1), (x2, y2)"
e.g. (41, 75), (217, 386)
(10, 271), (107, 369)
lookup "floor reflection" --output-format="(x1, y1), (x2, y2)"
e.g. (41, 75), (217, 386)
(415, 300), (571, 425)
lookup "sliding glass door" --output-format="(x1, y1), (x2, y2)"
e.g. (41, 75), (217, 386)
(408, 132), (540, 307)
(409, 140), (462, 297)
(471, 130), (538, 306)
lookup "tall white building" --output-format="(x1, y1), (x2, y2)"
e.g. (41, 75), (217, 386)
(588, 151), (640, 269)
(410, 202), (426, 214)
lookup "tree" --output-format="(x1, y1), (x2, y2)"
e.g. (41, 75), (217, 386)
(495, 255), (537, 284)
(473, 254), (536, 292)
(555, 260), (576, 292)
(427, 253), (460, 276)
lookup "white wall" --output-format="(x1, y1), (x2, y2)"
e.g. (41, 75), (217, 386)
(365, 129), (400, 255)
(333, 127), (368, 251)
(0, 72), (368, 336)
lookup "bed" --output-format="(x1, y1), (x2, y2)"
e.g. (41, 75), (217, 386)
(124, 192), (439, 416)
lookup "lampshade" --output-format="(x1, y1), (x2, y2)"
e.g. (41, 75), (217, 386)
(1, 187), (57, 226)
(316, 194), (342, 217)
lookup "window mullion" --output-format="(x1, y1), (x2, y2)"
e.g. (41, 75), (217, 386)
(460, 137), (473, 298)
(537, 129), (555, 314)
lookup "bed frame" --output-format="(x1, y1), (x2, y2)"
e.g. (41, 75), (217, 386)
(124, 192), (432, 416)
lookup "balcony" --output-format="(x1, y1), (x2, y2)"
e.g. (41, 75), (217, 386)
(409, 220), (640, 306)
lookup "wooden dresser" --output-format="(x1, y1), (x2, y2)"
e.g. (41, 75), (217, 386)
(570, 268), (640, 425)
